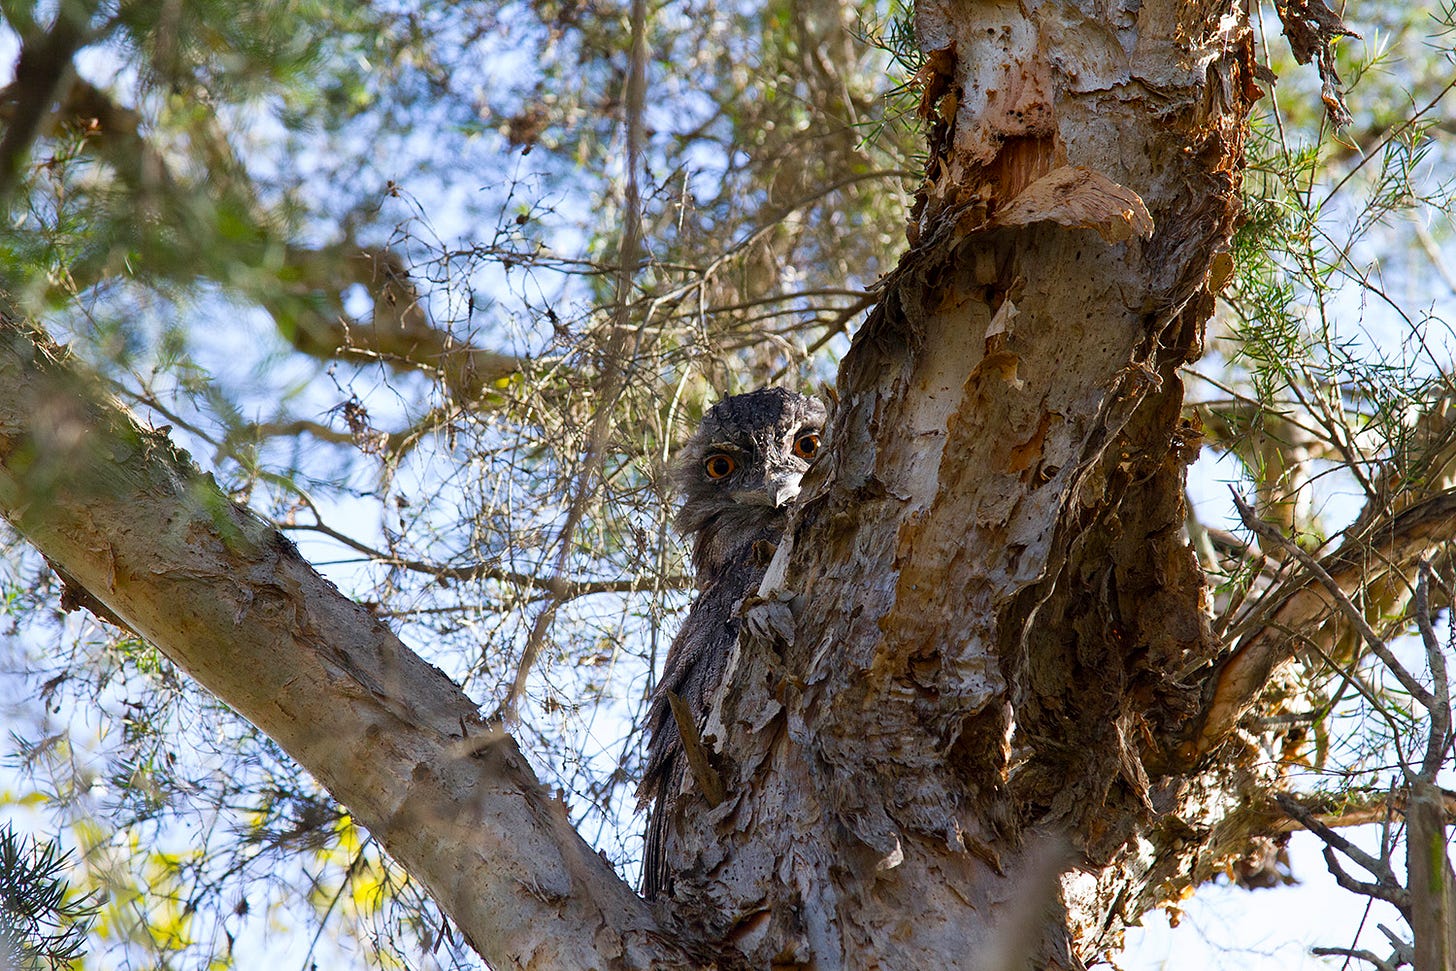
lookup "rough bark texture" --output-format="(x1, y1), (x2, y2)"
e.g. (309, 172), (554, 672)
(0, 0), (1414, 968)
(0, 321), (696, 971)
(656, 0), (1264, 966)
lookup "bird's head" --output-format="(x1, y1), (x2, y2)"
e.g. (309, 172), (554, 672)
(672, 387), (826, 548)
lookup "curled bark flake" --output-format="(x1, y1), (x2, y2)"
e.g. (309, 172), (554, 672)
(51, 560), (133, 632)
(992, 166), (1154, 243)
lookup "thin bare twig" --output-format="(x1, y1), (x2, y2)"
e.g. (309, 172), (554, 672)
(1199, 491), (1456, 757)
(1414, 561), (1453, 778)
(1319, 77), (1456, 212)
(1309, 946), (1397, 971)
(1275, 793), (1403, 894)
(284, 520), (683, 599)
(1265, 787), (1456, 835)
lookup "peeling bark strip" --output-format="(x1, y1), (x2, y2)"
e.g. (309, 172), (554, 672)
(661, 0), (1261, 966)
(0, 319), (692, 971)
(1274, 0), (1357, 127)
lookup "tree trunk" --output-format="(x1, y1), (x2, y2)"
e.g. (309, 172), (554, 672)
(659, 0), (1262, 966)
(1409, 780), (1456, 971)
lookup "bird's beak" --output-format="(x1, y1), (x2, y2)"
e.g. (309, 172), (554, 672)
(732, 472), (803, 508)
(766, 473), (801, 508)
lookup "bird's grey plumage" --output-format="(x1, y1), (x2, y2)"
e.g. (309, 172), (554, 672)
(639, 387), (826, 900)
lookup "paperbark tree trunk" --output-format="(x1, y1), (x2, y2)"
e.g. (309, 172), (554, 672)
(657, 0), (1267, 966)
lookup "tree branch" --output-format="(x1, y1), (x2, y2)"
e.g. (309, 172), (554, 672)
(1274, 793), (1402, 893)
(667, 691), (725, 808)
(0, 315), (695, 970)
(1231, 491), (1435, 708)
(1261, 788), (1456, 835)
(1194, 490), (1456, 758)
(1414, 562), (1453, 779)
(1310, 946), (1399, 971)
(283, 519), (684, 599)
(38, 75), (526, 402)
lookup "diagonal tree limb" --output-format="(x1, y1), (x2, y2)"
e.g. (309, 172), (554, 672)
(1231, 491), (1435, 709)
(1260, 788), (1456, 835)
(0, 315), (702, 970)
(1194, 490), (1456, 758)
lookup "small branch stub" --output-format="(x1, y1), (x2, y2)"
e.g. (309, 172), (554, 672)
(668, 690), (726, 808)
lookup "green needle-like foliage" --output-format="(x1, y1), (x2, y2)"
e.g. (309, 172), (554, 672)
(0, 825), (96, 971)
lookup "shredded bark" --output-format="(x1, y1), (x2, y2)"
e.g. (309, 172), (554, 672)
(1275, 0), (1357, 127)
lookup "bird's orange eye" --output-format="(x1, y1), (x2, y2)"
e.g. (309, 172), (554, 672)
(793, 432), (820, 460)
(704, 453), (736, 479)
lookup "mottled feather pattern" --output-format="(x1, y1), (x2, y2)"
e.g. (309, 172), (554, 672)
(639, 387), (825, 899)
